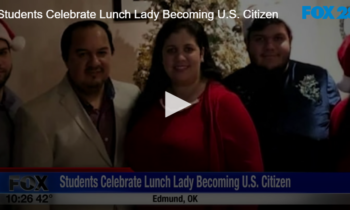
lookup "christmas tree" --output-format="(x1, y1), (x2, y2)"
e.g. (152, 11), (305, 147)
(134, 0), (250, 89)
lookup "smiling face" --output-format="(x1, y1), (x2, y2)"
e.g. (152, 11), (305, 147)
(247, 23), (291, 70)
(65, 25), (112, 92)
(162, 29), (204, 86)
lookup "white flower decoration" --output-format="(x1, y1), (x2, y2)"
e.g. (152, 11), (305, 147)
(295, 75), (320, 103)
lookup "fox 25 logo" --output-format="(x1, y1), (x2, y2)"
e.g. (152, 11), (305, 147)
(302, 6), (350, 19)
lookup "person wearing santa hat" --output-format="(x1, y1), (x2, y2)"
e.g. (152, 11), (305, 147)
(0, 19), (25, 169)
(223, 6), (341, 173)
(330, 34), (350, 172)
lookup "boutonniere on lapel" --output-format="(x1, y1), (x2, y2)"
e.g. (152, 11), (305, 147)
(295, 75), (321, 103)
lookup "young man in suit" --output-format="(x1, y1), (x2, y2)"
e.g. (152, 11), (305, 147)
(223, 17), (340, 173)
(12, 20), (139, 210)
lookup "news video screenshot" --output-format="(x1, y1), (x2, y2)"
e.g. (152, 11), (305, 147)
(0, 0), (350, 209)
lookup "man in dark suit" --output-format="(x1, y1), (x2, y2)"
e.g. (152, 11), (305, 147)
(223, 17), (340, 173)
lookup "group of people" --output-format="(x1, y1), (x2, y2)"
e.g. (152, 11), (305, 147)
(0, 14), (350, 210)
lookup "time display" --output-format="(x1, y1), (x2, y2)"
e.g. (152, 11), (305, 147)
(5, 194), (53, 204)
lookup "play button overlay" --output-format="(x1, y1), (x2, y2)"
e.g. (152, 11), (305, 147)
(165, 91), (191, 117)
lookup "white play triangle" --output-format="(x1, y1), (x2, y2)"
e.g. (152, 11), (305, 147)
(165, 91), (192, 117)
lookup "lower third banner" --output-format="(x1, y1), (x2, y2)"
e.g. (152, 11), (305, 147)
(1, 169), (350, 205)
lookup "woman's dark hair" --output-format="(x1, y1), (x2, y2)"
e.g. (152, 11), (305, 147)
(127, 18), (222, 132)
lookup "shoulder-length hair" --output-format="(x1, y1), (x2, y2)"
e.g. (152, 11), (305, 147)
(127, 18), (222, 132)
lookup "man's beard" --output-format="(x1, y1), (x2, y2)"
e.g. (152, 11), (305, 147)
(0, 65), (12, 89)
(79, 76), (107, 96)
(84, 79), (105, 91)
(84, 67), (106, 89)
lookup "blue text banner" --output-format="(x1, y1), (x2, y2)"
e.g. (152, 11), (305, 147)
(2, 172), (350, 193)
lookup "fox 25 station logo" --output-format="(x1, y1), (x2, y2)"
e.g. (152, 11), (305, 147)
(302, 6), (350, 19)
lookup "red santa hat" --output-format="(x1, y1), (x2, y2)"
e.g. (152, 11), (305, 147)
(337, 35), (350, 93)
(0, 19), (25, 51)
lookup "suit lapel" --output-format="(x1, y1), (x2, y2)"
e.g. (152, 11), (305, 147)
(113, 83), (129, 167)
(57, 77), (112, 166)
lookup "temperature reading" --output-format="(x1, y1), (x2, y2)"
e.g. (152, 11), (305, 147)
(36, 194), (53, 203)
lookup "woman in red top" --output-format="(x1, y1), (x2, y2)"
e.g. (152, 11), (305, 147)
(125, 18), (263, 210)
(330, 35), (350, 172)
